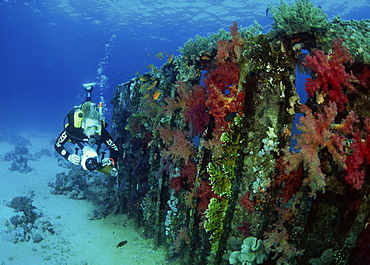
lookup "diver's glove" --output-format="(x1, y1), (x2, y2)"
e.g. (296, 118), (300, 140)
(101, 157), (115, 167)
(100, 158), (118, 177)
(68, 154), (81, 165)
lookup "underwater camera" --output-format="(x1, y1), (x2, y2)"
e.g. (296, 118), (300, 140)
(81, 146), (98, 171)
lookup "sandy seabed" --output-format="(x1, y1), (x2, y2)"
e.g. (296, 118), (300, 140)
(0, 132), (168, 265)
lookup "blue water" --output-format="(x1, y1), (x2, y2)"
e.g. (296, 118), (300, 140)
(1, 0), (369, 134)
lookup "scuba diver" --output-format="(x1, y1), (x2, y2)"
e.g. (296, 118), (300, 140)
(54, 83), (119, 177)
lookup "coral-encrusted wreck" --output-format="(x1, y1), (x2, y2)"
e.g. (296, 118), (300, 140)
(110, 0), (370, 264)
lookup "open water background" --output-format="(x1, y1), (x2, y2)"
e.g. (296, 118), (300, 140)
(0, 0), (368, 134)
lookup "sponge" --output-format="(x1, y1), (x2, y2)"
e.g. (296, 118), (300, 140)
(229, 236), (268, 265)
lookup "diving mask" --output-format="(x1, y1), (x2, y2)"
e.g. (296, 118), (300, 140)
(83, 118), (102, 137)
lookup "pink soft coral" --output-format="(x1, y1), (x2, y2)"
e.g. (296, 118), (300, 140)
(158, 125), (194, 163)
(283, 102), (359, 196)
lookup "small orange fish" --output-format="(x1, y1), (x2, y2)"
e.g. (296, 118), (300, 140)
(143, 94), (150, 99)
(167, 55), (174, 63)
(201, 55), (210, 60)
(153, 90), (161, 100)
(139, 76), (147, 82)
(147, 80), (158, 90)
(139, 83), (146, 91)
(155, 52), (164, 60)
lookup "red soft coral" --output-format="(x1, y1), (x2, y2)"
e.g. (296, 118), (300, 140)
(357, 66), (370, 88)
(195, 180), (218, 216)
(275, 157), (304, 205)
(344, 127), (370, 190)
(170, 176), (184, 194)
(202, 22), (245, 139)
(184, 84), (210, 136)
(204, 61), (239, 91)
(169, 161), (197, 193)
(303, 38), (356, 112)
(239, 191), (255, 215)
(180, 160), (197, 186)
(204, 62), (243, 138)
(237, 222), (250, 238)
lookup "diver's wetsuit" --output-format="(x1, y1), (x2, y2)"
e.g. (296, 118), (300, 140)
(54, 123), (119, 164)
